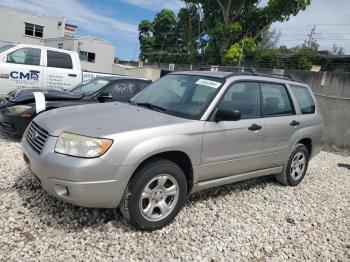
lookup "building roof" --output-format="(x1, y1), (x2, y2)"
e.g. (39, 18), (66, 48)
(113, 64), (137, 69)
(77, 36), (114, 46)
(42, 35), (114, 47)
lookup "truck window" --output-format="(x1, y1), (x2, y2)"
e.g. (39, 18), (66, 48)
(6, 48), (41, 66)
(290, 85), (316, 114)
(47, 50), (73, 69)
(261, 83), (294, 116)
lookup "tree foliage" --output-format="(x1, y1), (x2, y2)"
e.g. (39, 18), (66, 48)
(138, 0), (312, 65)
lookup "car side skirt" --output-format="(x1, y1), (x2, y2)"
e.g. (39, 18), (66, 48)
(191, 166), (283, 192)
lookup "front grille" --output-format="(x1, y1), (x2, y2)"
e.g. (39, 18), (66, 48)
(26, 122), (49, 154)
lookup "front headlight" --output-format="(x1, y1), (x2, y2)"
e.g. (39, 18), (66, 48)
(55, 132), (113, 158)
(7, 105), (32, 114)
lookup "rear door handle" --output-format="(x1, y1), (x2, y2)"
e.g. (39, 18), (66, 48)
(290, 120), (300, 127)
(30, 70), (40, 74)
(68, 74), (77, 77)
(248, 124), (262, 131)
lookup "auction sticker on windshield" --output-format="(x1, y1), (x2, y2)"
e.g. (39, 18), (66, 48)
(195, 79), (222, 89)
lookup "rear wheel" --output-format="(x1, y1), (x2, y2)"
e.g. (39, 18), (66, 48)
(275, 144), (309, 186)
(120, 159), (187, 231)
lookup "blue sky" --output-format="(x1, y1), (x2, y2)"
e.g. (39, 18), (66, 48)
(0, 0), (349, 59)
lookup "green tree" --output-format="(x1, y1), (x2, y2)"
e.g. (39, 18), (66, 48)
(182, 0), (311, 63)
(225, 37), (256, 64)
(254, 48), (282, 68)
(138, 20), (154, 60)
(152, 9), (177, 51)
(285, 46), (317, 70)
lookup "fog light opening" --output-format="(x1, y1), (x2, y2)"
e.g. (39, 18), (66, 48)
(54, 184), (70, 197)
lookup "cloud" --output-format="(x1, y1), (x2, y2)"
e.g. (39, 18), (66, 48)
(0, 0), (138, 39)
(120, 0), (184, 11)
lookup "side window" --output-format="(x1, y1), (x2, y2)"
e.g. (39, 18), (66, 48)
(105, 81), (136, 101)
(261, 83), (294, 116)
(218, 82), (260, 119)
(47, 50), (73, 69)
(290, 85), (315, 114)
(6, 48), (41, 65)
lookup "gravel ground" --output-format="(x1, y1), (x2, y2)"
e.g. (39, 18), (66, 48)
(0, 131), (349, 261)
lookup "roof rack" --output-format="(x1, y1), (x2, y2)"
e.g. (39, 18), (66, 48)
(201, 66), (302, 82)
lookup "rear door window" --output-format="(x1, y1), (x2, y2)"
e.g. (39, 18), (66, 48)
(47, 50), (73, 69)
(261, 83), (294, 116)
(290, 85), (316, 114)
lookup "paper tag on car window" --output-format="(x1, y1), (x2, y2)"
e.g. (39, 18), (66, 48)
(33, 92), (46, 114)
(195, 79), (221, 89)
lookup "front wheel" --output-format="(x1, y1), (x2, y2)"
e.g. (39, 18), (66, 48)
(275, 144), (310, 186)
(120, 159), (187, 231)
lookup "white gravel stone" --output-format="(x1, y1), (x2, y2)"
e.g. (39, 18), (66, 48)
(0, 131), (349, 261)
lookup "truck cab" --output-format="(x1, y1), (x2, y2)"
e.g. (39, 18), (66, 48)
(0, 44), (82, 96)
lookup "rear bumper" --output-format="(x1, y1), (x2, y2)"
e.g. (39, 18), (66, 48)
(0, 109), (32, 136)
(21, 134), (135, 208)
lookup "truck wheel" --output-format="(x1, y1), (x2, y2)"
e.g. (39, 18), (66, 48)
(275, 144), (309, 186)
(120, 159), (187, 231)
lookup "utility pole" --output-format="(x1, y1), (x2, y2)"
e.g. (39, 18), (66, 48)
(307, 25), (316, 48)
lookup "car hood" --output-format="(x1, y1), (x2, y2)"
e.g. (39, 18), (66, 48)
(33, 102), (190, 137)
(6, 88), (82, 103)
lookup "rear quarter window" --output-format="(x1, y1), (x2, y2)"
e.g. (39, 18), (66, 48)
(290, 85), (316, 114)
(47, 50), (73, 69)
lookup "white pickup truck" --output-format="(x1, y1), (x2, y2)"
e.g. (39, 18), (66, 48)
(0, 44), (117, 96)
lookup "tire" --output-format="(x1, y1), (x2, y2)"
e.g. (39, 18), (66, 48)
(275, 143), (310, 186)
(120, 159), (187, 231)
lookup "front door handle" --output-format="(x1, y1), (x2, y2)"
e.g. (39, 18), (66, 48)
(68, 74), (77, 77)
(290, 120), (300, 127)
(248, 124), (262, 131)
(30, 70), (40, 74)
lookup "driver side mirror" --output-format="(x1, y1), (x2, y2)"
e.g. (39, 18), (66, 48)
(215, 109), (241, 122)
(98, 93), (113, 101)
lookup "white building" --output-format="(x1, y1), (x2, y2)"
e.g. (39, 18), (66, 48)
(0, 6), (115, 73)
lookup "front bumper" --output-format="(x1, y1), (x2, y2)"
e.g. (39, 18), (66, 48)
(0, 109), (33, 136)
(21, 134), (135, 208)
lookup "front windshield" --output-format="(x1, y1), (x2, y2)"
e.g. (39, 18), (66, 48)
(131, 74), (225, 119)
(69, 78), (110, 96)
(0, 44), (16, 54)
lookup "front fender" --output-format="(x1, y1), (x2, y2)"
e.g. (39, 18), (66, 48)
(120, 134), (202, 167)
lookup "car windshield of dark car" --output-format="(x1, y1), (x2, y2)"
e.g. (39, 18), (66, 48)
(0, 44), (16, 54)
(69, 78), (110, 96)
(130, 74), (225, 119)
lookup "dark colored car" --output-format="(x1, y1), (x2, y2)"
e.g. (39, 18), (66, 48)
(0, 77), (151, 136)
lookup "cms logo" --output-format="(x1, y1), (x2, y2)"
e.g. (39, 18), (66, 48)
(10, 71), (39, 80)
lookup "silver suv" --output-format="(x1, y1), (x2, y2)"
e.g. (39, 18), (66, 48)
(22, 71), (323, 230)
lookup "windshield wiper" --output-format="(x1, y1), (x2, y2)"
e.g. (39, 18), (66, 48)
(135, 102), (167, 112)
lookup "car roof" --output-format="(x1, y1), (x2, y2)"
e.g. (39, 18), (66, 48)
(93, 76), (151, 82)
(171, 70), (304, 84)
(171, 71), (232, 79)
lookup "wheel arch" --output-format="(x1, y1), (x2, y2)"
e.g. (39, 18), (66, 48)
(296, 137), (312, 155)
(131, 150), (194, 195)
